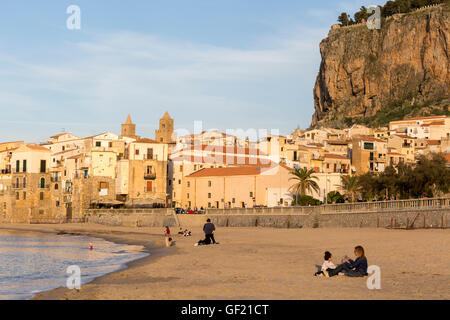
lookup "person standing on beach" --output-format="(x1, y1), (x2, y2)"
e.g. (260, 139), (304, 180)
(164, 226), (171, 247)
(202, 218), (216, 244)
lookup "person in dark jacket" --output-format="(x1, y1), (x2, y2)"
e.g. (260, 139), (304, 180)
(197, 219), (216, 245)
(324, 246), (368, 277)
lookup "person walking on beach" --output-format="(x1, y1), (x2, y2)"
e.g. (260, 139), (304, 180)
(323, 245), (368, 277)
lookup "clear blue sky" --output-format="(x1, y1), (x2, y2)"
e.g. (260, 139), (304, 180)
(0, 0), (386, 143)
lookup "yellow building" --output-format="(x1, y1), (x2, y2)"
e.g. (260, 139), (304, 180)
(183, 164), (293, 209)
(387, 134), (415, 163)
(351, 136), (387, 174)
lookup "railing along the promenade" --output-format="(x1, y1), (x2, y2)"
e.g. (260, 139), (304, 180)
(205, 198), (450, 215)
(321, 197), (450, 214)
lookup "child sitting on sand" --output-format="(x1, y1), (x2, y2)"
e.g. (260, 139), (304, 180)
(315, 251), (336, 276)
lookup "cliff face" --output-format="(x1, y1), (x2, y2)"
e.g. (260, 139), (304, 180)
(312, 4), (450, 128)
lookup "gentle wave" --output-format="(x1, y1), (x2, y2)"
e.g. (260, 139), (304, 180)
(0, 230), (149, 300)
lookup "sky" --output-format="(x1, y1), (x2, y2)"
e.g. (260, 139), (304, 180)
(0, 0), (386, 143)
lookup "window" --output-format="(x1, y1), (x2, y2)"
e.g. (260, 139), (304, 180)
(364, 142), (374, 150)
(208, 181), (212, 187)
(16, 160), (20, 172)
(187, 193), (190, 199)
(40, 160), (46, 173)
(39, 210), (44, 215)
(23, 160), (27, 172)
(96, 141), (101, 147)
(250, 192), (253, 198)
(146, 166), (153, 175)
(56, 201), (60, 207)
(55, 184), (59, 190)
(178, 180), (181, 185)
(232, 198), (235, 203)
(187, 182), (190, 187)
(40, 178), (46, 189)
(40, 192), (44, 201)
(99, 182), (108, 189)
(135, 149), (140, 155)
(208, 193), (211, 199)
(208, 202), (211, 208)
(147, 148), (153, 160)
(109, 142), (113, 148)
(16, 192), (19, 200)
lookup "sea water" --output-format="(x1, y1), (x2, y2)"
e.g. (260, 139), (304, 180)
(0, 230), (149, 300)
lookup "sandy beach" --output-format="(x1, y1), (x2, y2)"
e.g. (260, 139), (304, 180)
(0, 223), (448, 300)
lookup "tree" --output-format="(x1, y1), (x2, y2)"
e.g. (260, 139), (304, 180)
(338, 12), (353, 26)
(327, 191), (345, 204)
(354, 6), (370, 23)
(289, 167), (320, 200)
(340, 175), (361, 202)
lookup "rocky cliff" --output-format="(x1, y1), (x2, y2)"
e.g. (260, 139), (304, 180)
(312, 3), (450, 128)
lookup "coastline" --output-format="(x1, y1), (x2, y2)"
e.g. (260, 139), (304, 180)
(1, 224), (449, 300)
(0, 223), (171, 300)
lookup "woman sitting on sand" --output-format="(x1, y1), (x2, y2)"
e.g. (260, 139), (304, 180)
(323, 245), (368, 278)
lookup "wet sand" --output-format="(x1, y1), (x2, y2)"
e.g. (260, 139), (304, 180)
(0, 224), (448, 300)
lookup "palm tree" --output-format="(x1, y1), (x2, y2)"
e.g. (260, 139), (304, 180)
(340, 175), (360, 202)
(289, 167), (320, 202)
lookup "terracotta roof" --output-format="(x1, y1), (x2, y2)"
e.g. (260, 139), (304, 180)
(134, 138), (159, 144)
(421, 121), (445, 127)
(392, 116), (446, 122)
(324, 153), (349, 160)
(171, 155), (271, 166)
(355, 135), (386, 143)
(326, 140), (349, 145)
(393, 134), (416, 139)
(426, 140), (441, 145)
(52, 149), (77, 156)
(0, 141), (24, 146)
(50, 133), (73, 139)
(445, 154), (450, 162)
(125, 114), (133, 124)
(25, 144), (52, 152)
(187, 164), (281, 178)
(67, 154), (82, 160)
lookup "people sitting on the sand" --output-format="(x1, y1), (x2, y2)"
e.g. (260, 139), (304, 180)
(178, 228), (184, 235)
(323, 245), (368, 278)
(184, 230), (192, 237)
(196, 218), (217, 245)
(314, 251), (336, 276)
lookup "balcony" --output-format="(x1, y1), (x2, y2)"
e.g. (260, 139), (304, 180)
(144, 173), (157, 180)
(1, 169), (11, 175)
(12, 183), (26, 189)
(51, 177), (61, 182)
(38, 184), (50, 190)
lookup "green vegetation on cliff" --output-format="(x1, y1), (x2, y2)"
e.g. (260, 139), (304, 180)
(338, 0), (449, 26)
